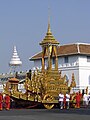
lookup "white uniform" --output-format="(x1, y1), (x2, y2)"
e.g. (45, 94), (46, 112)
(66, 94), (70, 102)
(66, 93), (70, 109)
(59, 93), (64, 109)
(59, 93), (64, 102)
(83, 93), (89, 106)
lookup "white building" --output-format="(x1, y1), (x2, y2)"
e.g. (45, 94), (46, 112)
(29, 23), (90, 93)
(30, 43), (90, 93)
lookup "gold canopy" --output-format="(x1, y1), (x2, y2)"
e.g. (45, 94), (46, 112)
(39, 22), (59, 46)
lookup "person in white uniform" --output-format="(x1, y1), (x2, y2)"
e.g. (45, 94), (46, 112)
(59, 92), (64, 109)
(65, 92), (70, 109)
(83, 93), (89, 107)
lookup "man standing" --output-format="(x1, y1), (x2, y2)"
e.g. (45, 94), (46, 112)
(59, 92), (64, 109)
(76, 92), (81, 108)
(4, 94), (10, 110)
(63, 93), (66, 109)
(65, 92), (70, 109)
(0, 93), (3, 110)
(83, 93), (89, 107)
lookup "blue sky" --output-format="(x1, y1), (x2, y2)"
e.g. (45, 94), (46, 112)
(0, 0), (90, 73)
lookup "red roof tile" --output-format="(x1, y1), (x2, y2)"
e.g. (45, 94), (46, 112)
(30, 43), (90, 60)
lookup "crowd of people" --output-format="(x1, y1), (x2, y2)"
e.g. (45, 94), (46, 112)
(0, 93), (10, 110)
(58, 91), (90, 109)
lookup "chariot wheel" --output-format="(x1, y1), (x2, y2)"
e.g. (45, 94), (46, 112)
(43, 94), (54, 109)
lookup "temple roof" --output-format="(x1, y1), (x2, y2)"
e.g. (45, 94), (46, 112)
(39, 22), (59, 46)
(8, 77), (19, 83)
(30, 43), (90, 60)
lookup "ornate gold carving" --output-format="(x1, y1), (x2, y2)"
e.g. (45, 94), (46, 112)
(3, 21), (76, 109)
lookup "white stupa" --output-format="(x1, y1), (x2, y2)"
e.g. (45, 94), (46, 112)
(9, 46), (22, 72)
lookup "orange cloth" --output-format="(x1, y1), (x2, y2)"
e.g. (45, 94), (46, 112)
(76, 93), (81, 108)
(4, 95), (10, 110)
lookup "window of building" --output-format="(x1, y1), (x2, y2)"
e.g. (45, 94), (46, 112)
(64, 56), (68, 63)
(87, 56), (90, 62)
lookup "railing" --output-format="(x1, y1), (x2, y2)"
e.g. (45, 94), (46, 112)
(58, 62), (79, 68)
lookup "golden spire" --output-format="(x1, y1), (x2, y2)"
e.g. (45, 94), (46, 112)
(39, 7), (59, 46)
(47, 20), (51, 35)
(47, 8), (52, 35)
(40, 18), (59, 45)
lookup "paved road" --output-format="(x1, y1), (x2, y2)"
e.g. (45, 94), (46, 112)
(0, 108), (90, 120)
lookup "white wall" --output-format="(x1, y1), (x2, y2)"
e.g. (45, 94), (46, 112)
(78, 55), (90, 92)
(78, 55), (90, 67)
(79, 67), (90, 89)
(58, 55), (79, 67)
(33, 59), (41, 69)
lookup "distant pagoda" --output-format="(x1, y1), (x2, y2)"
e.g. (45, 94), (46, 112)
(9, 46), (22, 73)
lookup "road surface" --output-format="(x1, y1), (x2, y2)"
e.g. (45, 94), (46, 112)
(0, 108), (90, 120)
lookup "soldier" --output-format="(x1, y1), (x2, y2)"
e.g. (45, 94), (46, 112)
(65, 92), (70, 109)
(83, 92), (89, 107)
(63, 93), (66, 109)
(0, 93), (3, 110)
(76, 92), (81, 108)
(59, 92), (64, 109)
(4, 94), (10, 110)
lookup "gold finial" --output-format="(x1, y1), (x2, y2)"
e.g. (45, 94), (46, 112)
(47, 7), (51, 34)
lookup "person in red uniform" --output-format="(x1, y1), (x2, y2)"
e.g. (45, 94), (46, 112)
(0, 93), (3, 110)
(79, 91), (82, 100)
(63, 94), (66, 109)
(76, 92), (81, 108)
(4, 94), (10, 110)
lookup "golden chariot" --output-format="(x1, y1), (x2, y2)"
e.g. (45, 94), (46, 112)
(4, 22), (76, 109)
